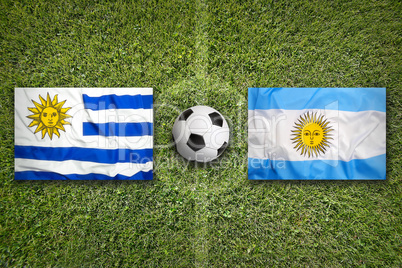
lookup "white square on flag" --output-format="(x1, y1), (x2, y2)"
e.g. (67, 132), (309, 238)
(15, 88), (153, 180)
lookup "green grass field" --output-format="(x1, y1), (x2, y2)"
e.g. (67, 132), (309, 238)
(1, 0), (401, 266)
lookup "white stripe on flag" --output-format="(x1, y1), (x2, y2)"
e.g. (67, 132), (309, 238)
(15, 158), (152, 177)
(17, 87), (153, 97)
(84, 109), (153, 124)
(248, 109), (386, 161)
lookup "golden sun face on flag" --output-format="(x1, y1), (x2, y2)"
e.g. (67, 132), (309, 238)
(27, 93), (71, 140)
(291, 112), (333, 157)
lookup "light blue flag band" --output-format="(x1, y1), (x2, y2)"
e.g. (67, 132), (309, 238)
(248, 155), (386, 180)
(249, 88), (386, 112)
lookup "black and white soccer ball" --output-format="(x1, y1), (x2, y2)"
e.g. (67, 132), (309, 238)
(172, 106), (230, 162)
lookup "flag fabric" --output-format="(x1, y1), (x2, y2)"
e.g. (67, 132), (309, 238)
(248, 88), (386, 180)
(15, 88), (153, 180)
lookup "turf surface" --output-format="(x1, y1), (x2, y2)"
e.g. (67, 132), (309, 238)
(1, 0), (401, 266)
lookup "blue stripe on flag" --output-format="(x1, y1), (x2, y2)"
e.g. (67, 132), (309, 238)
(15, 170), (153, 180)
(248, 154), (386, 180)
(248, 88), (386, 112)
(83, 94), (153, 110)
(83, 122), (153, 136)
(15, 146), (152, 164)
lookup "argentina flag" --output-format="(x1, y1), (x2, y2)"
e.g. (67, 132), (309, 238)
(248, 88), (386, 180)
(15, 88), (153, 180)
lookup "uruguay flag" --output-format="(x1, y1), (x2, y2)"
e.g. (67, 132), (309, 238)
(15, 88), (153, 180)
(248, 88), (386, 180)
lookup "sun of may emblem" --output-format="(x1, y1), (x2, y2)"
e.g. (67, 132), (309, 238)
(291, 111), (333, 157)
(27, 93), (72, 140)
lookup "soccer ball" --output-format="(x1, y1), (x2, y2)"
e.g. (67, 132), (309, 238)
(172, 106), (230, 162)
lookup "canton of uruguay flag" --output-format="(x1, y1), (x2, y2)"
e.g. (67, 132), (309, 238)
(15, 88), (153, 180)
(248, 88), (386, 180)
